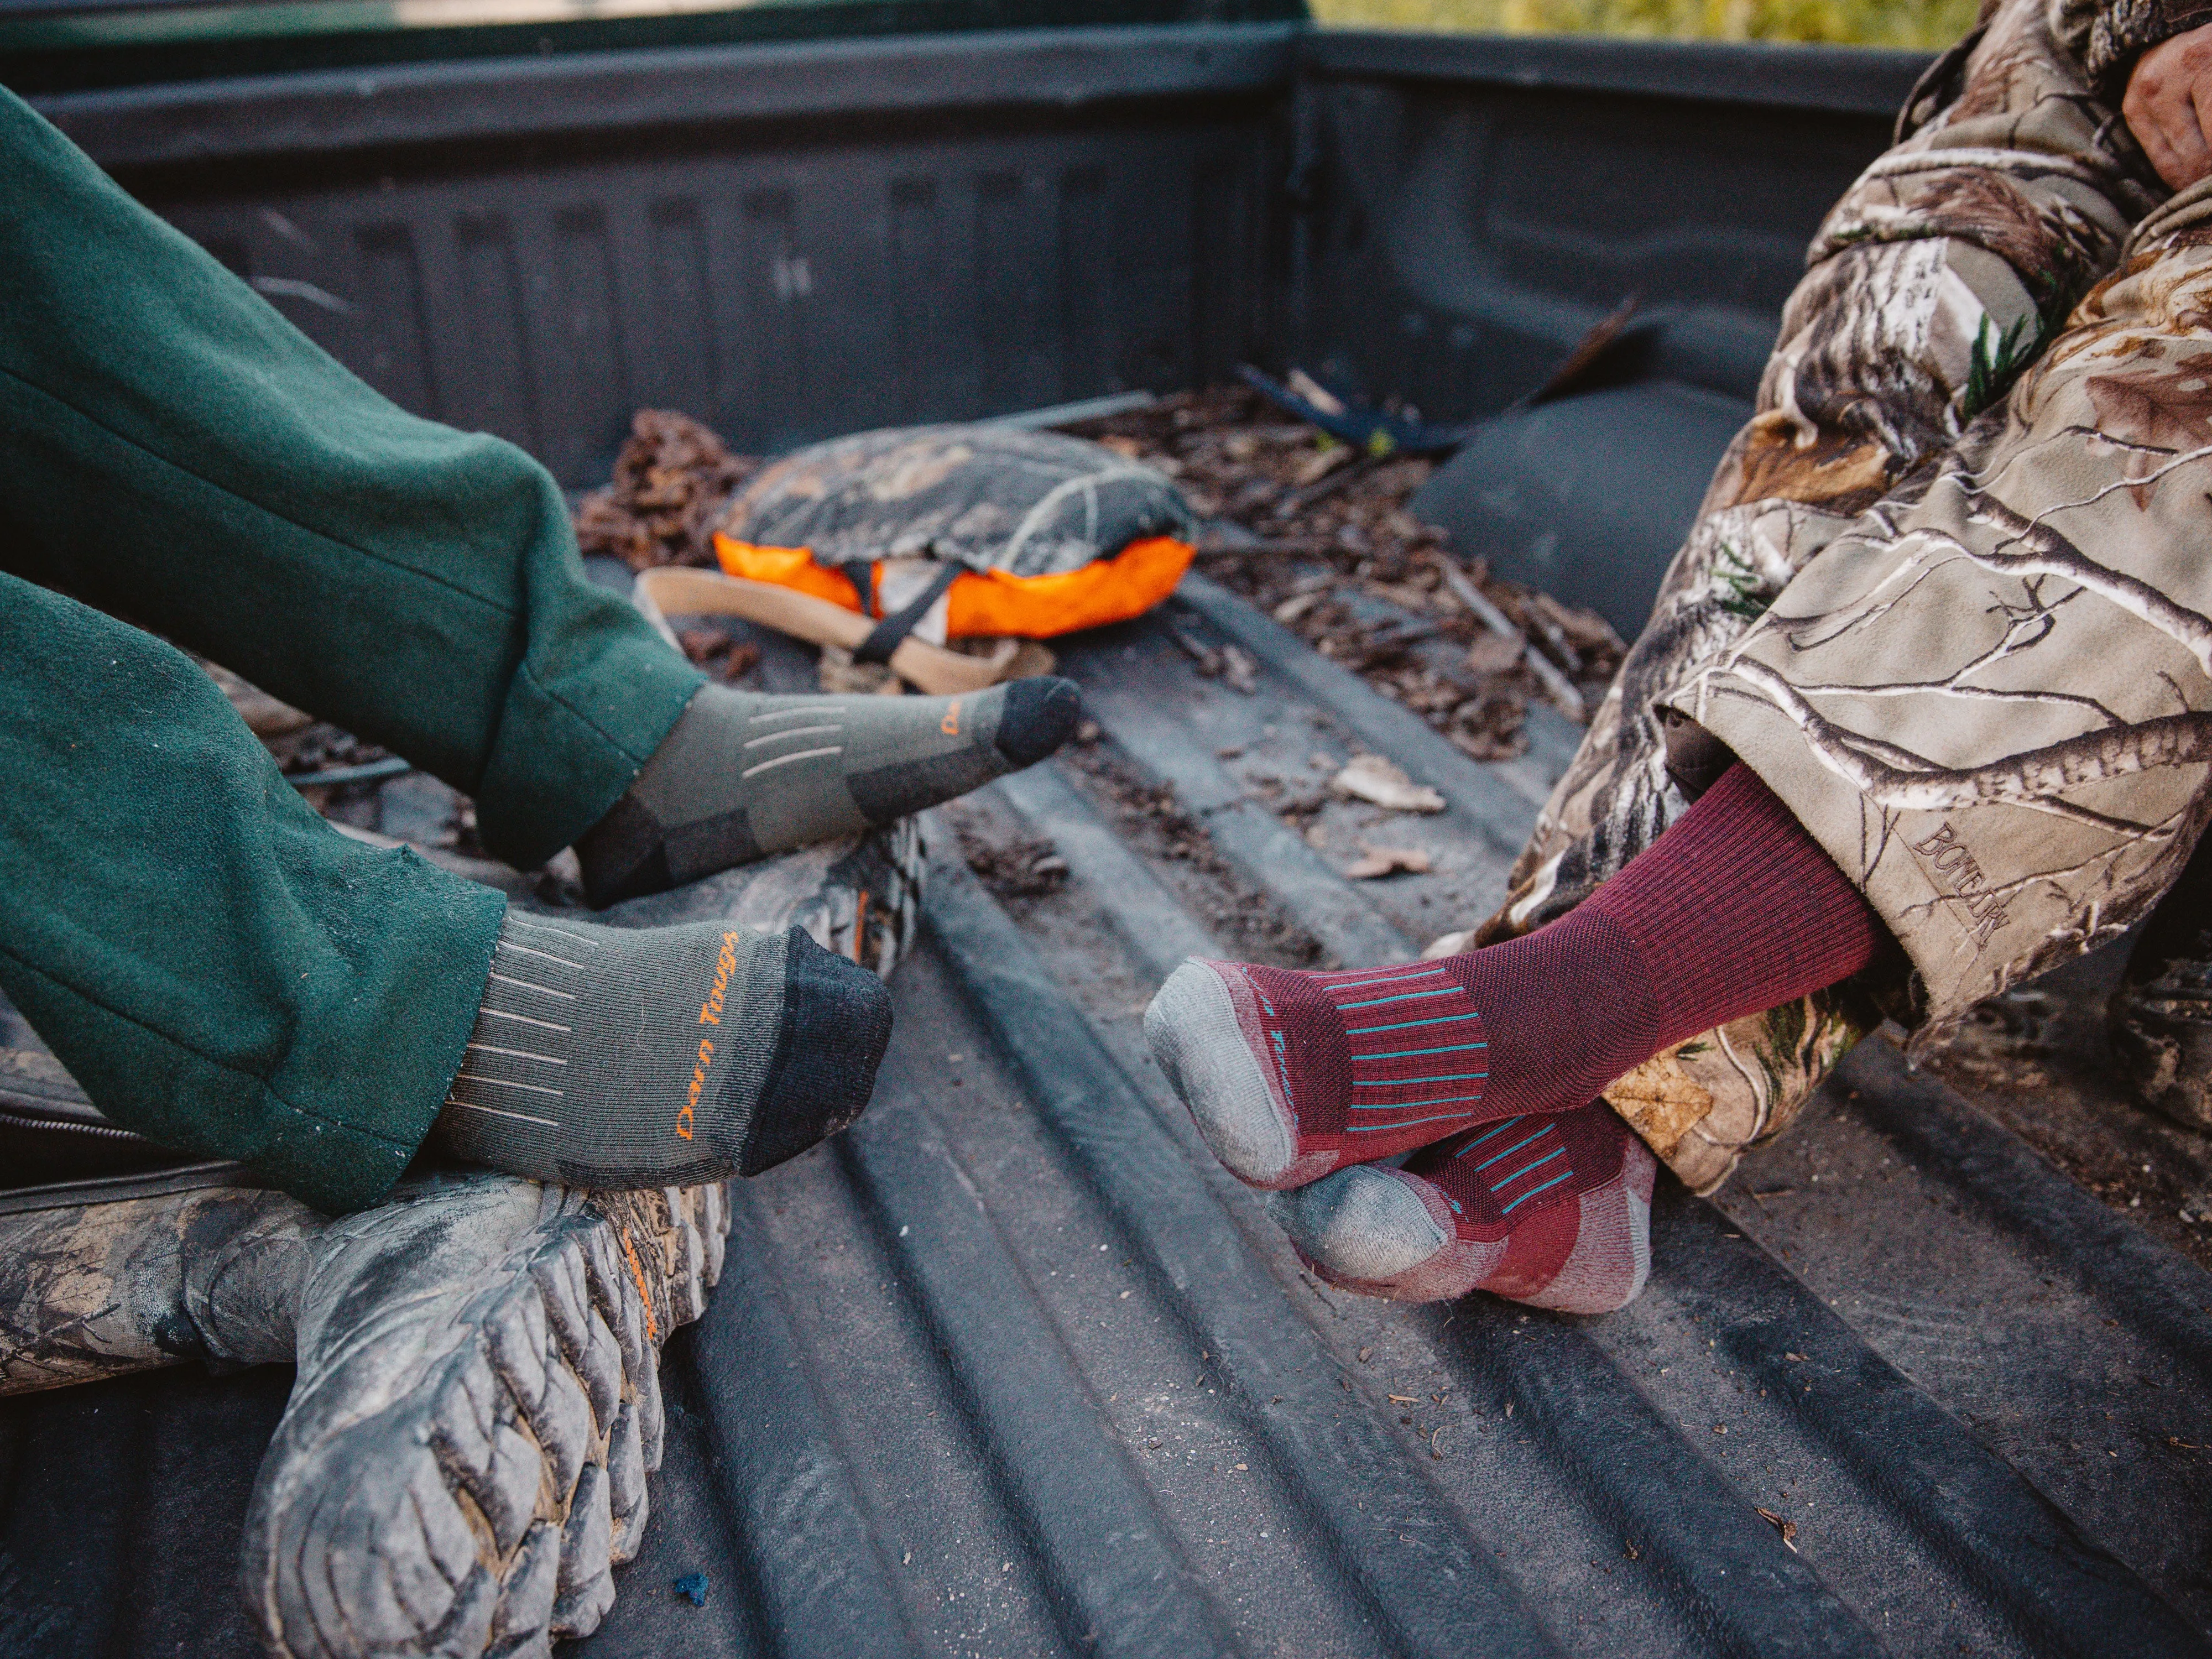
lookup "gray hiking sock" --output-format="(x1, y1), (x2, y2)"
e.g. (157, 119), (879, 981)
(575, 675), (1081, 906)
(436, 911), (893, 1187)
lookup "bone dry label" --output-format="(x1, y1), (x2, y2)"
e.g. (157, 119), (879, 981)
(1908, 823), (2012, 948)
(680, 931), (743, 1140)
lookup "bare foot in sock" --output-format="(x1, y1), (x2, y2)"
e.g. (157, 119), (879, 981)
(437, 910), (891, 1187)
(1144, 761), (1885, 1188)
(577, 675), (1081, 905)
(1144, 941), (1660, 1189)
(1269, 1099), (1657, 1312)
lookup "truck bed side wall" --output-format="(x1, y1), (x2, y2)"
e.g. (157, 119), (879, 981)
(33, 25), (1923, 487)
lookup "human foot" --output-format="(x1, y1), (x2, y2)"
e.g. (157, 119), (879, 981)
(437, 910), (892, 1189)
(576, 675), (1081, 905)
(1142, 941), (1660, 1190)
(1144, 762), (1886, 1189)
(1267, 1100), (1656, 1311)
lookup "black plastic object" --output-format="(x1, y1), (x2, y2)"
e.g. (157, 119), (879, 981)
(1237, 363), (1476, 456)
(37, 25), (1296, 486)
(1411, 380), (1750, 640)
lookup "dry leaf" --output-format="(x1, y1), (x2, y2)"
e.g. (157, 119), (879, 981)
(1273, 590), (1326, 625)
(1289, 445), (1353, 487)
(1332, 753), (1446, 813)
(1220, 643), (1259, 695)
(1464, 632), (1526, 675)
(1528, 591), (1625, 655)
(1601, 1047), (1717, 1157)
(1755, 1507), (1800, 1551)
(1347, 843), (1432, 879)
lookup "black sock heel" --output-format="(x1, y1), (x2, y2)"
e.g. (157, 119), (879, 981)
(740, 927), (895, 1175)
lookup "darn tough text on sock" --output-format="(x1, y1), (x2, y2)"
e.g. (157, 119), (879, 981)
(679, 931), (742, 1141)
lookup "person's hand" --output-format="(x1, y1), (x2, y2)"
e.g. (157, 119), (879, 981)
(2125, 22), (2212, 191)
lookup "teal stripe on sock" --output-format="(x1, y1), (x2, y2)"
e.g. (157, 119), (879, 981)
(1328, 966), (1445, 989)
(1471, 1126), (1550, 1172)
(1347, 1112), (1477, 1133)
(1347, 1095), (1484, 1110)
(1352, 1041), (1488, 1061)
(1489, 1146), (1563, 1191)
(1354, 1072), (1487, 1085)
(1344, 1013), (1481, 1036)
(1500, 1170), (1573, 1213)
(1335, 986), (1460, 1010)
(1457, 1117), (1524, 1149)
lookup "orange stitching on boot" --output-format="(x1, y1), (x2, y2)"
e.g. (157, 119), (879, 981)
(619, 1225), (659, 1343)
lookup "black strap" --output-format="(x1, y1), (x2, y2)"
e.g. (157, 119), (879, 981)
(839, 561), (879, 617)
(854, 562), (964, 665)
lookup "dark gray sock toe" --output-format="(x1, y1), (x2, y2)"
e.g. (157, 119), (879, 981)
(743, 927), (894, 1175)
(994, 676), (1083, 769)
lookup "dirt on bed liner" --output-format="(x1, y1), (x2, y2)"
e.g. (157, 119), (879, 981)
(1062, 384), (1625, 761)
(1924, 940), (2212, 1275)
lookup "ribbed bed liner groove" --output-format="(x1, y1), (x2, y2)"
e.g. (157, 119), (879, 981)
(682, 1187), (920, 1659)
(920, 855), (1565, 1658)
(9, 586), (2212, 1658)
(926, 850), (1890, 1658)
(834, 1052), (1245, 1659)
(1035, 592), (2212, 1655)
(1835, 1040), (2212, 1381)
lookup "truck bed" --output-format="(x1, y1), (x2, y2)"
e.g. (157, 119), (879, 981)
(6, 22), (2212, 1657)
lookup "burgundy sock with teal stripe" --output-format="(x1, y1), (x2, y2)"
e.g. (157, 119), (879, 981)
(1144, 921), (1661, 1187)
(1144, 763), (1882, 1189)
(1270, 1100), (1658, 1311)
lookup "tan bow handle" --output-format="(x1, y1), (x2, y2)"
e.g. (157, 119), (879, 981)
(630, 565), (1038, 695)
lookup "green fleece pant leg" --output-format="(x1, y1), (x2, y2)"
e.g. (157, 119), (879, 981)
(0, 572), (509, 1213)
(0, 86), (705, 867)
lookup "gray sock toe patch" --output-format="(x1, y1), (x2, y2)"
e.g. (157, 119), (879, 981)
(1145, 962), (1298, 1184)
(1270, 1166), (1448, 1281)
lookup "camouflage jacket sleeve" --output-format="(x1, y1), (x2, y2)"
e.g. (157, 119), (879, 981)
(1710, 0), (2165, 523)
(2089, 0), (2212, 100)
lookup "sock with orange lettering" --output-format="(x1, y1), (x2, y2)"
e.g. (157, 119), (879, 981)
(435, 910), (891, 1187)
(576, 676), (1082, 906)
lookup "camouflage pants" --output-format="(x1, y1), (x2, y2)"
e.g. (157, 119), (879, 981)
(1482, 176), (2212, 1193)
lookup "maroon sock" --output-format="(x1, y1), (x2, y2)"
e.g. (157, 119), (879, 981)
(1274, 1100), (1660, 1311)
(1145, 763), (1884, 1188)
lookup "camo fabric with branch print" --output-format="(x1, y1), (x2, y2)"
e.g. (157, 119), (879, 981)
(1473, 0), (2194, 1192)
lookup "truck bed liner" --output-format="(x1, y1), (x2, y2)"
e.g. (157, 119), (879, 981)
(7, 25), (2211, 1656)
(8, 589), (2211, 1657)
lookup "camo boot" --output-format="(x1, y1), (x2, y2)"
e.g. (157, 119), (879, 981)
(240, 1176), (725, 1658)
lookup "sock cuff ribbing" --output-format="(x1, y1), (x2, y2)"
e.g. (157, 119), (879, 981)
(1580, 762), (1884, 1048)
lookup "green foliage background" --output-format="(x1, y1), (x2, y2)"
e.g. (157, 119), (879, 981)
(1310, 0), (1976, 49)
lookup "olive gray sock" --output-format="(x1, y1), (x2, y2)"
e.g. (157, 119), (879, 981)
(436, 911), (893, 1187)
(576, 675), (1081, 906)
